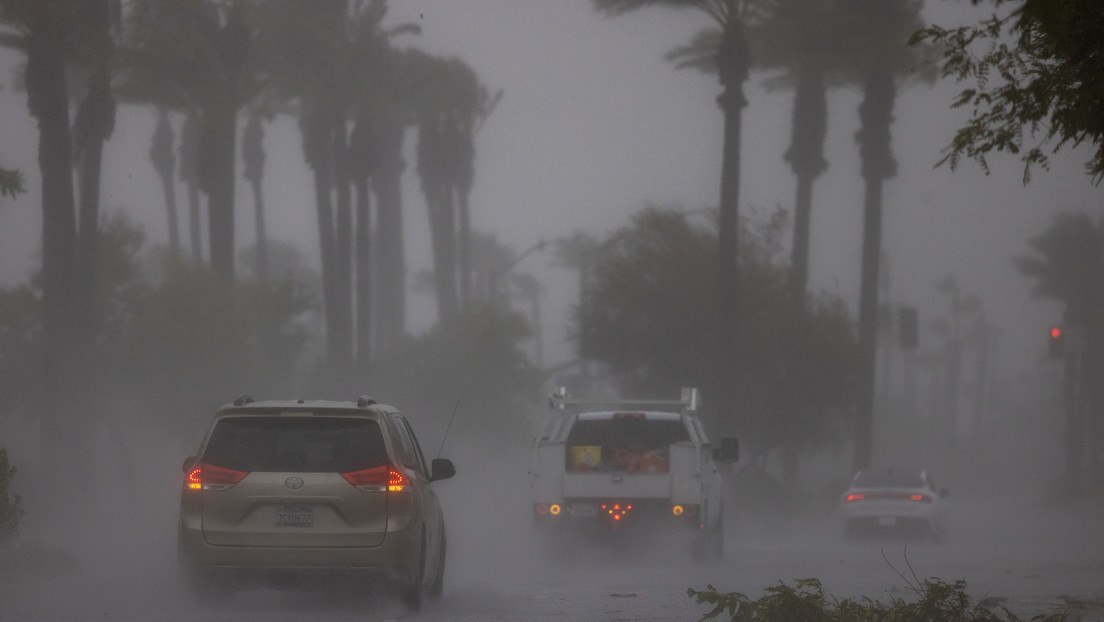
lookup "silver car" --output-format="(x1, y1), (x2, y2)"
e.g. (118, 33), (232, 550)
(178, 395), (455, 609)
(839, 467), (948, 541)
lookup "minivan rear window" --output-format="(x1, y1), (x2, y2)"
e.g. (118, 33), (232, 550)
(203, 416), (388, 473)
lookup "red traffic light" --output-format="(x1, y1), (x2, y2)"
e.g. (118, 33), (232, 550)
(1049, 325), (1065, 358)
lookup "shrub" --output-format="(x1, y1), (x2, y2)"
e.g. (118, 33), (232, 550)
(0, 447), (24, 546)
(688, 577), (1067, 621)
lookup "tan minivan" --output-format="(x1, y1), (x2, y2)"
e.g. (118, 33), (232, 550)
(178, 395), (455, 610)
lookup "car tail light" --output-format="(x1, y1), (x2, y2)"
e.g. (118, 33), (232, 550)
(186, 463), (248, 491)
(844, 492), (932, 503)
(341, 464), (408, 492)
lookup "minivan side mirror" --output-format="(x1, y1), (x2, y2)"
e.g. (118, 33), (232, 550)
(712, 438), (739, 463)
(430, 458), (456, 482)
(182, 456), (197, 473)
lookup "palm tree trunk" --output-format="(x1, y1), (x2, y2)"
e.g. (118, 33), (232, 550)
(354, 174), (371, 371)
(242, 114), (267, 283)
(181, 111), (204, 267)
(250, 176), (267, 283)
(332, 121), (354, 365)
(372, 118), (406, 355)
(853, 68), (897, 473)
(151, 109), (180, 261)
(458, 186), (472, 314)
(202, 106), (237, 283)
(26, 13), (81, 498)
(786, 70), (828, 306)
(713, 25), (750, 428)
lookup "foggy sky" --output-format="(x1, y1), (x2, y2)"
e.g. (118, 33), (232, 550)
(0, 0), (1100, 383)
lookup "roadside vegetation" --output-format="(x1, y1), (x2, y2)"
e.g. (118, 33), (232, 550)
(690, 576), (1067, 622)
(0, 449), (74, 579)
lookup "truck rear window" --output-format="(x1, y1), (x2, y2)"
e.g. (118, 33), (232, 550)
(203, 416), (388, 473)
(565, 418), (690, 473)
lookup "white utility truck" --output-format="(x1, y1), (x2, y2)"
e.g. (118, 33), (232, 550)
(530, 387), (738, 557)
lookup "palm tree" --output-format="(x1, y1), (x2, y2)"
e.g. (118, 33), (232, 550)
(119, 0), (250, 282)
(252, 0), (354, 369)
(70, 0), (117, 351)
(843, 0), (934, 471)
(594, 0), (756, 425)
(754, 0), (848, 305)
(0, 0), (84, 497)
(411, 52), (496, 327)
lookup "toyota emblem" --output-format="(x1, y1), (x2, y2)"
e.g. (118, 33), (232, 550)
(284, 476), (304, 490)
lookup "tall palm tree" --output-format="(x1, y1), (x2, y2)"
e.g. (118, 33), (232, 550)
(70, 0), (117, 350)
(411, 52), (495, 327)
(754, 0), (848, 305)
(119, 0), (250, 283)
(344, 1), (420, 369)
(843, 0), (933, 471)
(252, 0), (354, 369)
(594, 0), (756, 426)
(0, 0), (84, 495)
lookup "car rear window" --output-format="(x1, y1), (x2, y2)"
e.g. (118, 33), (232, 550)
(853, 470), (925, 488)
(202, 416), (388, 473)
(567, 417), (690, 448)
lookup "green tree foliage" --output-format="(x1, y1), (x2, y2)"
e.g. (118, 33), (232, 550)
(0, 167), (25, 198)
(593, 0), (755, 434)
(125, 265), (311, 434)
(575, 206), (856, 454)
(372, 305), (541, 448)
(688, 577), (1066, 621)
(0, 213), (314, 438)
(913, 0), (1104, 183)
(0, 448), (24, 546)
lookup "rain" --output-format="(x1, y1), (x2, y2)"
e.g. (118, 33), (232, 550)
(0, 1), (1102, 620)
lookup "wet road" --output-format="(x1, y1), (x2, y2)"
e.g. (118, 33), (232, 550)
(4, 472), (1104, 621)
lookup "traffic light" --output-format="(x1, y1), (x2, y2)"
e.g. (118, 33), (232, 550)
(1049, 325), (1065, 358)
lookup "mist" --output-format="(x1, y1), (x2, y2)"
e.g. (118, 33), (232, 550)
(1, 0), (1103, 620)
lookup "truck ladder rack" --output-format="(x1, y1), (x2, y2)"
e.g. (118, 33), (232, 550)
(548, 387), (698, 413)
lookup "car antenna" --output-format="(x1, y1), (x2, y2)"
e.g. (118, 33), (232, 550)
(435, 396), (461, 460)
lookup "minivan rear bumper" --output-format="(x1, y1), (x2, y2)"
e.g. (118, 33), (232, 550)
(177, 516), (421, 581)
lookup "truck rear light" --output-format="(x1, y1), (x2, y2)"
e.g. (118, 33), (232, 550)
(342, 464), (408, 492)
(601, 503), (632, 520)
(549, 504), (562, 515)
(186, 463), (248, 491)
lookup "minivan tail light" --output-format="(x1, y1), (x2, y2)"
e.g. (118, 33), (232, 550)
(186, 463), (248, 491)
(341, 465), (408, 492)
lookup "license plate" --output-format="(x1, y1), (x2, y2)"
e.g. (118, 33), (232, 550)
(877, 516), (897, 527)
(571, 503), (598, 518)
(275, 505), (313, 527)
